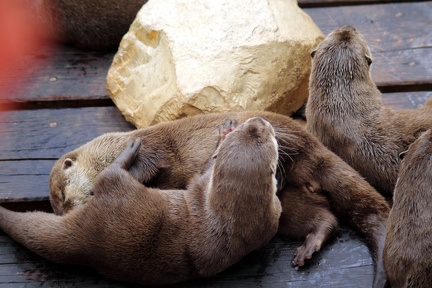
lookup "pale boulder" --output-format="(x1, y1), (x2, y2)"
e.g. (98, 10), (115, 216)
(107, 0), (323, 128)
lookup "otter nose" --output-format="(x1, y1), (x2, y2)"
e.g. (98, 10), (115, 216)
(337, 26), (358, 42)
(341, 26), (356, 32)
(246, 117), (267, 127)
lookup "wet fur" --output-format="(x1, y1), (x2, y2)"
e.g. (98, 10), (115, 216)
(383, 129), (432, 288)
(49, 110), (389, 287)
(306, 26), (432, 196)
(0, 118), (282, 285)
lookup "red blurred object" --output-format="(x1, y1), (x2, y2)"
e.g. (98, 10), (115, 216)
(0, 1), (52, 108)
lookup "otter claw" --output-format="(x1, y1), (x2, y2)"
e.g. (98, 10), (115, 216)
(220, 119), (238, 140)
(292, 234), (323, 267)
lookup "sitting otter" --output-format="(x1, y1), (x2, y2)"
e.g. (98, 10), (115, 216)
(49, 110), (389, 287)
(0, 117), (282, 285)
(306, 26), (432, 196)
(384, 129), (432, 288)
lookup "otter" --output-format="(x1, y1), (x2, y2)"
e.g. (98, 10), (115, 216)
(0, 117), (282, 285)
(306, 26), (432, 196)
(383, 129), (432, 288)
(19, 0), (147, 50)
(49, 110), (389, 287)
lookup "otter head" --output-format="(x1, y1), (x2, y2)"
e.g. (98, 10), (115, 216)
(310, 26), (374, 91)
(213, 117), (279, 194)
(49, 151), (95, 215)
(49, 132), (128, 215)
(398, 129), (432, 175)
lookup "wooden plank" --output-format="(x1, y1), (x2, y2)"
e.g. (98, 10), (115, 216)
(0, 91), (429, 203)
(0, 91), (428, 162)
(0, 228), (374, 287)
(0, 2), (431, 106)
(382, 91), (432, 109)
(0, 160), (53, 203)
(0, 107), (134, 160)
(0, 44), (115, 106)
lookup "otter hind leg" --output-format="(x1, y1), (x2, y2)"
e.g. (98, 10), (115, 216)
(277, 185), (338, 267)
(292, 213), (337, 267)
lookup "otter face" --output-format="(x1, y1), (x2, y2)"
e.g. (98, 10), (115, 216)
(310, 26), (373, 86)
(49, 154), (94, 215)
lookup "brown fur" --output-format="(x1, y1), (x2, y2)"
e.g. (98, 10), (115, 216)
(306, 26), (432, 196)
(0, 117), (282, 285)
(19, 0), (146, 50)
(49, 110), (389, 287)
(383, 129), (432, 288)
(278, 185), (337, 267)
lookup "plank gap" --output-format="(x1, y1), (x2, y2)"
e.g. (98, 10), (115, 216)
(299, 0), (430, 8)
(0, 98), (114, 112)
(378, 83), (432, 93)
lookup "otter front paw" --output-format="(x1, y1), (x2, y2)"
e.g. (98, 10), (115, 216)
(304, 180), (322, 194)
(219, 119), (238, 141)
(113, 138), (142, 170)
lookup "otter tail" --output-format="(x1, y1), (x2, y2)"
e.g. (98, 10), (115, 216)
(318, 154), (389, 288)
(0, 206), (79, 264)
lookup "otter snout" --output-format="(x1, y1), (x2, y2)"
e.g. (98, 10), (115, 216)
(242, 117), (275, 139)
(330, 26), (361, 46)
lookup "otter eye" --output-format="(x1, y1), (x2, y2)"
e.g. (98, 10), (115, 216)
(399, 150), (407, 160)
(63, 158), (74, 170)
(365, 55), (373, 66)
(310, 50), (317, 58)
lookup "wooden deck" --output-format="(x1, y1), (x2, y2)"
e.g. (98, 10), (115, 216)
(0, 0), (431, 287)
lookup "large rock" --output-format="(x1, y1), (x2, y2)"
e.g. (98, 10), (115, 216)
(107, 0), (323, 128)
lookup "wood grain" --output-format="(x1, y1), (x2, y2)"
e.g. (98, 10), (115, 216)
(0, 91), (429, 202)
(0, 1), (430, 286)
(0, 90), (428, 162)
(0, 160), (54, 203)
(0, 107), (134, 160)
(0, 44), (114, 106)
(0, 228), (374, 287)
(382, 91), (432, 109)
(0, 2), (430, 106)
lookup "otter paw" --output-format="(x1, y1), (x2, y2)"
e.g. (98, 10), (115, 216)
(219, 119), (238, 140)
(292, 234), (323, 267)
(305, 180), (321, 194)
(113, 138), (142, 170)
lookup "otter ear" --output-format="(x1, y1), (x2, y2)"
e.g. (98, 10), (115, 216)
(365, 55), (373, 66)
(310, 50), (317, 58)
(63, 158), (74, 170)
(399, 150), (407, 160)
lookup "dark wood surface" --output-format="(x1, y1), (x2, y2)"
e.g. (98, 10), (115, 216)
(0, 228), (373, 288)
(0, 0), (430, 287)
